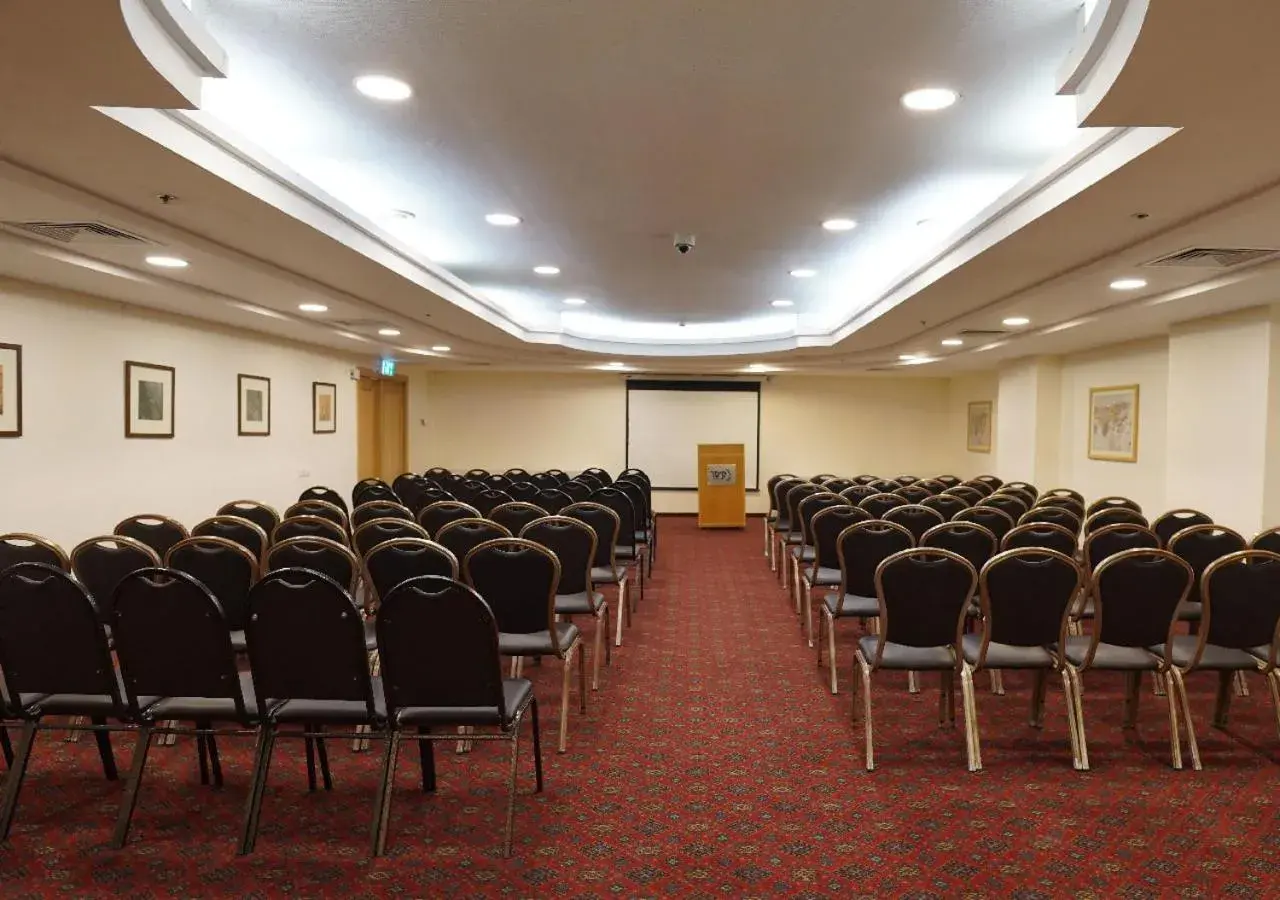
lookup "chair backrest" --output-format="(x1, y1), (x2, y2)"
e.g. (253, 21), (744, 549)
(482, 474), (514, 493)
(852, 474), (880, 485)
(1034, 494), (1086, 518)
(1084, 507), (1149, 534)
(934, 475), (961, 487)
(811, 473), (838, 484)
(920, 493), (970, 521)
(612, 479), (651, 529)
(1086, 495), (1142, 517)
(503, 468), (531, 481)
(435, 518), (513, 565)
(364, 538), (458, 605)
(353, 518), (430, 558)
(192, 515), (269, 565)
(944, 485), (985, 505)
(265, 536), (360, 592)
(70, 535), (162, 621)
(470, 489), (513, 517)
(418, 500), (483, 537)
(892, 484), (931, 505)
(520, 516), (596, 595)
(796, 492), (848, 544)
(115, 514), (189, 559)
(1002, 522), (1079, 556)
(893, 475), (918, 486)
(559, 481), (595, 504)
(112, 568), (248, 719)
(284, 499), (349, 531)
(1088, 549), (1192, 655)
(1152, 509), (1214, 547)
(783, 483), (824, 536)
(1001, 481), (1038, 501)
(810, 506), (871, 570)
(563, 501), (621, 569)
(834, 520), (915, 602)
(0, 563), (122, 709)
(424, 467), (452, 479)
(533, 488), (574, 515)
(165, 536), (259, 631)
(1199, 551), (1280, 664)
(416, 485), (456, 508)
(546, 469), (570, 484)
(507, 481), (542, 504)
(858, 493), (908, 519)
(573, 474), (603, 494)
(1041, 487), (1084, 504)
(838, 484), (878, 504)
(1018, 506), (1081, 533)
(981, 493), (1028, 522)
(351, 500), (415, 529)
(463, 539), (561, 644)
(953, 505), (1015, 541)
(0, 533), (69, 573)
(529, 472), (558, 490)
(882, 504), (945, 543)
(974, 475), (1003, 490)
(915, 479), (947, 496)
(353, 480), (399, 508)
(618, 468), (650, 486)
(273, 514), (349, 547)
(921, 521), (997, 575)
(582, 467), (612, 485)
(821, 478), (855, 494)
(245, 569), (378, 718)
(490, 501), (550, 535)
(376, 576), (510, 724)
(870, 548), (977, 654)
(464, 468), (491, 480)
(977, 548), (1082, 653)
(217, 500), (281, 538)
(867, 478), (899, 494)
(299, 485), (348, 513)
(771, 477), (803, 520)
(1083, 523), (1160, 572)
(591, 487), (637, 549)
(392, 472), (423, 498)
(1251, 527), (1280, 556)
(1167, 524), (1247, 598)
(453, 480), (486, 505)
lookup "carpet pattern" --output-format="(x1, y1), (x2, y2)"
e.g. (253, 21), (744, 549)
(2, 518), (1278, 897)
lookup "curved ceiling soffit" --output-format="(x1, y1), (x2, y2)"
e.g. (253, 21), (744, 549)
(97, 0), (1177, 360)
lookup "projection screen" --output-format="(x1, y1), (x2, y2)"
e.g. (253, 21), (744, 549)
(625, 380), (761, 491)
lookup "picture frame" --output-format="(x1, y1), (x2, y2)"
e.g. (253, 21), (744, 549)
(313, 381), (337, 433)
(0, 342), (22, 438)
(237, 374), (271, 436)
(125, 360), (176, 439)
(966, 400), (992, 454)
(1088, 384), (1140, 462)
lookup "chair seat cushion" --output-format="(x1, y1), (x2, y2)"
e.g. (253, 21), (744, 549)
(145, 672), (261, 723)
(615, 545), (638, 560)
(396, 678), (533, 727)
(500, 623), (581, 657)
(555, 590), (606, 615)
(591, 565), (627, 584)
(772, 518), (791, 533)
(1175, 600), (1203, 622)
(823, 591), (878, 617)
(960, 634), (1055, 669)
(782, 534), (803, 545)
(858, 635), (954, 670)
(634, 530), (649, 544)
(804, 565), (841, 587)
(1163, 635), (1261, 670)
(17, 668), (151, 718)
(789, 545), (816, 562)
(271, 677), (387, 725)
(1063, 636), (1159, 670)
(1248, 645), (1273, 663)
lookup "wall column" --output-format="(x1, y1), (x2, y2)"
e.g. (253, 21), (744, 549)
(994, 356), (1062, 486)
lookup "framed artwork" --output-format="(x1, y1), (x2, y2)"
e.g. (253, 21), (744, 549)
(238, 374), (271, 436)
(313, 381), (337, 433)
(966, 401), (992, 453)
(1088, 384), (1139, 462)
(125, 360), (175, 439)
(0, 342), (22, 438)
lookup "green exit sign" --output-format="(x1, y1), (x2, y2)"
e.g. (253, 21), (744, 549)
(380, 358), (396, 377)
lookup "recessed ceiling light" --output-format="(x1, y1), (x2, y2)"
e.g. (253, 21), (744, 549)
(378, 328), (401, 337)
(1002, 316), (1030, 327)
(1110, 278), (1148, 291)
(431, 345), (451, 353)
(533, 265), (561, 276)
(822, 218), (857, 232)
(145, 255), (188, 269)
(941, 338), (964, 347)
(902, 87), (959, 112)
(354, 74), (412, 101)
(771, 299), (794, 308)
(563, 297), (587, 306)
(898, 353), (920, 361)
(789, 268), (817, 278)
(485, 212), (521, 227)
(298, 303), (328, 313)
(605, 361), (625, 368)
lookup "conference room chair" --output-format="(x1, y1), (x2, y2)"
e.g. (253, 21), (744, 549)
(1000, 481), (1038, 501)
(1084, 507), (1149, 534)
(463, 539), (585, 753)
(851, 548), (978, 771)
(894, 484), (932, 505)
(0, 533), (69, 573)
(767, 477), (803, 572)
(1086, 495), (1142, 518)
(424, 466), (452, 480)
(413, 485), (456, 509)
(353, 518), (431, 559)
(1161, 550), (1280, 770)
(1034, 494), (1086, 518)
(283, 499), (349, 532)
(298, 485), (348, 514)
(857, 492), (907, 520)
(1152, 509), (1214, 547)
(273, 514), (349, 547)
(435, 519), (512, 567)
(614, 476), (657, 566)
(1080, 523), (1161, 603)
(953, 505), (1015, 543)
(851, 474), (879, 485)
(452, 479), (486, 506)
(464, 468), (490, 480)
(776, 482), (824, 586)
(108, 568), (262, 848)
(545, 469), (571, 485)
(1018, 506), (1082, 534)
(266, 536), (361, 596)
(373, 576), (543, 858)
(490, 501), (550, 535)
(839, 484), (878, 505)
(618, 467), (649, 484)
(944, 485), (986, 505)
(438, 473), (468, 496)
(0, 564), (131, 841)
(960, 548), (1084, 771)
(763, 474), (796, 557)
(818, 520), (914, 694)
(216, 501), (281, 541)
(893, 475), (919, 486)
(473, 489), (515, 517)
(352, 477), (393, 506)
(532, 488), (574, 515)
(559, 480), (594, 503)
(363, 538), (458, 606)
(822, 477), (856, 494)
(114, 515), (189, 560)
(392, 472), (424, 498)
(70, 535), (162, 625)
(868, 478), (900, 494)
(529, 472), (558, 490)
(981, 493), (1028, 522)
(521, 517), (610, 690)
(192, 516), (269, 567)
(1251, 527), (1280, 555)
(166, 536), (259, 652)
(502, 467), (531, 481)
(934, 475), (962, 488)
(914, 479), (948, 496)
(417, 500), (482, 537)
(799, 506), (870, 646)
(592, 487), (648, 599)
(238, 568), (392, 856)
(1062, 549), (1194, 770)
(883, 504), (945, 544)
(563, 502), (629, 647)
(962, 480), (994, 498)
(788, 492), (849, 613)
(351, 500), (415, 529)
(507, 481), (543, 505)
(921, 493), (970, 521)
(921, 521), (998, 581)
(482, 474), (514, 493)
(1167, 524), (1247, 627)
(582, 467), (613, 485)
(1002, 522), (1079, 556)
(973, 475), (1004, 490)
(1041, 487), (1085, 504)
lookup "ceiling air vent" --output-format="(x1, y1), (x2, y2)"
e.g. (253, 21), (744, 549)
(1145, 247), (1278, 268)
(1, 220), (153, 245)
(958, 328), (1008, 337)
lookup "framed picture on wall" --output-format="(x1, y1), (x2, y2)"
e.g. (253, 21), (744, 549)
(313, 381), (337, 433)
(1088, 384), (1139, 462)
(0, 342), (22, 438)
(125, 360), (176, 438)
(237, 374), (271, 436)
(966, 400), (992, 453)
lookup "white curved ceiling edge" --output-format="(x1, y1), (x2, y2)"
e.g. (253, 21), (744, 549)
(104, 0), (1168, 359)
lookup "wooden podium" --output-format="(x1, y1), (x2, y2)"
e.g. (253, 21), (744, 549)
(697, 443), (747, 528)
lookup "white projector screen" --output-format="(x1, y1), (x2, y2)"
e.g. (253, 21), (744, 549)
(625, 380), (760, 490)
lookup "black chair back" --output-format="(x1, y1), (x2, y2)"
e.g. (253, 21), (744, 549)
(1090, 549), (1192, 652)
(953, 506), (1015, 542)
(1200, 551), (1280, 659)
(915, 479), (947, 496)
(851, 475), (880, 485)
(217, 501), (281, 539)
(464, 469), (491, 480)
(115, 515), (189, 560)
(944, 485), (985, 505)
(503, 468), (531, 481)
(618, 468), (650, 486)
(424, 467), (452, 479)
(70, 536), (162, 622)
(796, 492), (847, 545)
(835, 520), (914, 599)
(1084, 507), (1148, 534)
(962, 480), (994, 497)
(418, 500), (482, 537)
(921, 521), (997, 575)
(1001, 481), (1038, 501)
(521, 517), (596, 595)
(839, 484), (878, 504)
(352, 500), (415, 529)
(613, 479), (651, 531)
(979, 549), (1081, 650)
(473, 489), (515, 517)
(482, 474), (514, 493)
(872, 549), (977, 651)
(1168, 524), (1246, 599)
(894, 485), (931, 505)
(284, 500), (349, 531)
(364, 538), (458, 605)
(299, 486), (348, 513)
(490, 502), (550, 535)
(463, 539), (560, 641)
(0, 533), (68, 573)
(591, 488), (638, 550)
(354, 480), (399, 508)
(1083, 523), (1160, 573)
(192, 515), (269, 564)
(507, 482), (542, 504)
(265, 536), (360, 592)
(354, 518), (429, 558)
(982, 494), (1028, 522)
(867, 479), (899, 494)
(921, 493), (970, 521)
(529, 472), (558, 490)
(452, 480), (486, 505)
(1251, 527), (1280, 556)
(1018, 506), (1081, 533)
(392, 473), (423, 499)
(883, 504), (945, 543)
(934, 475), (961, 487)
(166, 536), (259, 630)
(546, 469), (570, 485)
(771, 477), (803, 525)
(582, 467), (612, 485)
(822, 478), (856, 494)
(858, 493), (907, 519)
(273, 514), (348, 547)
(1086, 496), (1142, 517)
(893, 475), (918, 486)
(533, 489), (574, 515)
(1041, 487), (1084, 504)
(810, 506), (871, 570)
(436, 519), (512, 564)
(563, 502), (621, 570)
(1002, 522), (1078, 556)
(1152, 509), (1214, 547)
(973, 475), (1003, 490)
(1034, 495), (1086, 518)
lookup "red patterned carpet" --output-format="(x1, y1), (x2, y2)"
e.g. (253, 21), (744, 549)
(3, 518), (1278, 897)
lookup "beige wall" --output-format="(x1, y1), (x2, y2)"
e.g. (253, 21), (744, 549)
(946, 371), (998, 478)
(0, 281), (358, 548)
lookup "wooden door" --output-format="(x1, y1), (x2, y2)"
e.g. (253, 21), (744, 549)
(356, 372), (407, 481)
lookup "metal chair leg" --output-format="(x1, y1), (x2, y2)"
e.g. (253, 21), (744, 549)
(1266, 670), (1280, 741)
(0, 721), (37, 841)
(1030, 670), (1047, 728)
(961, 662), (981, 771)
(591, 607), (604, 690)
(304, 735), (317, 792)
(1171, 668), (1200, 770)
(1061, 667), (1082, 770)
(111, 725), (154, 849)
(1, 725), (12, 767)
(196, 732), (210, 786)
(502, 719), (522, 858)
(1164, 670), (1184, 770)
(1122, 672), (1141, 729)
(371, 732), (399, 857)
(238, 727), (274, 856)
(1233, 669), (1250, 697)
(578, 638), (588, 714)
(828, 614), (839, 695)
(1068, 666), (1089, 771)
(315, 731), (333, 791)
(530, 698), (544, 792)
(417, 726), (436, 791)
(91, 717), (118, 781)
(908, 671), (921, 694)
(857, 652), (875, 771)
(1213, 670), (1234, 728)
(558, 647), (574, 753)
(206, 729), (224, 788)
